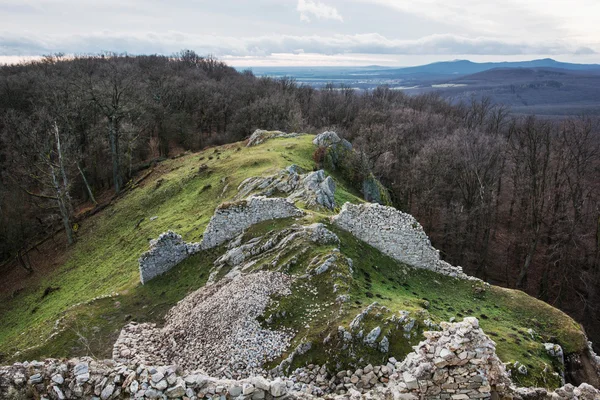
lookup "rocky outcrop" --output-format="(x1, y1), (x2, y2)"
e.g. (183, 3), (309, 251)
(361, 173), (392, 205)
(5, 318), (599, 399)
(237, 166), (337, 210)
(114, 271), (294, 378)
(201, 196), (305, 250)
(332, 202), (472, 279)
(313, 131), (351, 150)
(210, 223), (339, 283)
(247, 130), (304, 147)
(138, 231), (200, 284)
(289, 170), (336, 210)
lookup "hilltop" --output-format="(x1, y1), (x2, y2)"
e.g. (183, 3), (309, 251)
(0, 131), (599, 399)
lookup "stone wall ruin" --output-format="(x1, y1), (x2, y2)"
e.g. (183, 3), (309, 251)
(138, 231), (200, 284)
(200, 196), (305, 249)
(3, 318), (598, 400)
(138, 196), (304, 283)
(332, 202), (471, 279)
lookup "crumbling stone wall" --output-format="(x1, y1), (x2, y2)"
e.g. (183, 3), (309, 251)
(332, 202), (471, 279)
(138, 231), (200, 284)
(200, 196), (305, 250)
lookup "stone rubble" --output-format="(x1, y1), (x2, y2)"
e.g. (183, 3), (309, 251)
(237, 165), (337, 210)
(4, 318), (599, 399)
(332, 202), (474, 279)
(247, 129), (304, 147)
(113, 271), (295, 379)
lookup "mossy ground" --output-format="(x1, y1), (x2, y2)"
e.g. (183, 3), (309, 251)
(0, 134), (587, 390)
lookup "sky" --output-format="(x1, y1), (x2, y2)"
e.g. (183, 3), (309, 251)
(0, 0), (599, 67)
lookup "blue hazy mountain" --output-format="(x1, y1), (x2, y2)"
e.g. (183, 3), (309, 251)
(380, 58), (600, 77)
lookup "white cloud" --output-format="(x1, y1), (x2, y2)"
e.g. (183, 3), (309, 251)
(0, 31), (593, 58)
(0, 0), (598, 65)
(297, 0), (343, 22)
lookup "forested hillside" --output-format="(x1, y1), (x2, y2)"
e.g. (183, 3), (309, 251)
(0, 53), (599, 350)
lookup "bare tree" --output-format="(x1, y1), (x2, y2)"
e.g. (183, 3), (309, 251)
(5, 110), (76, 245)
(508, 117), (552, 288)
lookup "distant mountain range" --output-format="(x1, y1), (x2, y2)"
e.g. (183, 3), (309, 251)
(372, 58), (600, 78)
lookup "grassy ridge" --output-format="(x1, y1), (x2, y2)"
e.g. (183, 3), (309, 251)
(0, 133), (588, 390)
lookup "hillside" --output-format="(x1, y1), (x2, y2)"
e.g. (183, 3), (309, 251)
(1, 132), (599, 399)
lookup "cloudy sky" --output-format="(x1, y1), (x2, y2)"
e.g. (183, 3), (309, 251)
(1, 0), (599, 66)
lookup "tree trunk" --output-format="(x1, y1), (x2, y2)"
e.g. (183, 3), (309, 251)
(77, 163), (97, 205)
(50, 163), (74, 245)
(516, 225), (541, 288)
(53, 122), (74, 215)
(108, 116), (121, 194)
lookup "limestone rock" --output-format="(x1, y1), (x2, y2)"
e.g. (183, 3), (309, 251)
(247, 129), (303, 147)
(365, 326), (382, 345)
(270, 379), (287, 397)
(237, 166), (337, 210)
(313, 131), (342, 147)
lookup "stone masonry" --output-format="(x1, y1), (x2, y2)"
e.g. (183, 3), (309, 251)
(332, 202), (471, 279)
(200, 196), (305, 249)
(138, 231), (199, 284)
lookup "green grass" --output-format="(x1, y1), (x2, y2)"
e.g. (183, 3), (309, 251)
(17, 250), (218, 360)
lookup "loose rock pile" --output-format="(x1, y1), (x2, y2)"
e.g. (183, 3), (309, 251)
(4, 318), (599, 399)
(237, 166), (337, 210)
(394, 317), (510, 399)
(113, 271), (295, 379)
(332, 202), (472, 279)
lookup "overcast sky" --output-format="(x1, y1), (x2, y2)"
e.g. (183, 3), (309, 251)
(1, 0), (599, 66)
